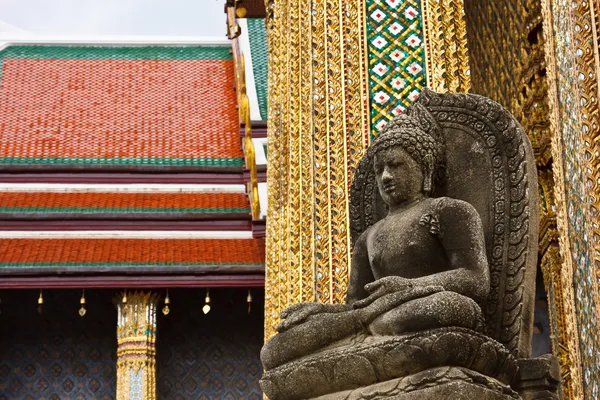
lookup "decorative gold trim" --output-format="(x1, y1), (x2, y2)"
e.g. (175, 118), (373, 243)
(299, 0), (316, 306)
(572, 0), (600, 311)
(421, 0), (471, 92)
(228, 6), (262, 220)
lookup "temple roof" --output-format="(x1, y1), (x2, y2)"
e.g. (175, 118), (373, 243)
(0, 40), (264, 284)
(0, 238), (265, 274)
(0, 44), (243, 170)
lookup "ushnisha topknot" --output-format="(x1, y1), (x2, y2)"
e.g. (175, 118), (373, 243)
(369, 113), (440, 177)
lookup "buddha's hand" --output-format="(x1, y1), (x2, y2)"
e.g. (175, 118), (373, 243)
(353, 276), (414, 309)
(276, 302), (351, 333)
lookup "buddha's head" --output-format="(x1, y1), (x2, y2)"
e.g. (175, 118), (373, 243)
(370, 114), (440, 207)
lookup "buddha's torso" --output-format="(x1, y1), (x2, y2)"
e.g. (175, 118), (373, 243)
(366, 198), (448, 280)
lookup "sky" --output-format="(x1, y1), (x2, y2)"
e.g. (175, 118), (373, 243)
(0, 0), (226, 37)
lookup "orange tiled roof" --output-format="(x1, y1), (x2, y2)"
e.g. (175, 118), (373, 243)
(0, 192), (250, 216)
(0, 238), (265, 273)
(0, 45), (243, 169)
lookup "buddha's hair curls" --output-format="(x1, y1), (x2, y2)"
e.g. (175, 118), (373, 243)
(368, 114), (440, 177)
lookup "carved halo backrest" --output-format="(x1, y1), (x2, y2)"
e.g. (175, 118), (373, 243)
(349, 89), (539, 358)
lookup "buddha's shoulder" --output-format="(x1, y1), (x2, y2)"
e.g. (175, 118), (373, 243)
(430, 196), (480, 221)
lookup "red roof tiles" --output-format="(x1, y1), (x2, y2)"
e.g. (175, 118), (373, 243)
(0, 46), (243, 169)
(0, 192), (250, 215)
(0, 238), (265, 272)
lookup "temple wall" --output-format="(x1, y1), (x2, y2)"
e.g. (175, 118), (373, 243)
(156, 288), (263, 399)
(262, 0), (600, 396)
(0, 290), (117, 400)
(0, 288), (264, 399)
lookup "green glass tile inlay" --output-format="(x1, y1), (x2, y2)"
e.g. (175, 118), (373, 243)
(0, 157), (244, 167)
(366, 0), (427, 139)
(247, 18), (269, 120)
(0, 262), (264, 269)
(0, 207), (251, 214)
(0, 45), (232, 61)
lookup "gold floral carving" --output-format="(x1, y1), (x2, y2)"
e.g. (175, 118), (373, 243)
(263, 0), (369, 339)
(422, 0), (471, 93)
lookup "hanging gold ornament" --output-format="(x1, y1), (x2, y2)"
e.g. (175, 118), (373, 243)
(247, 289), (252, 314)
(120, 291), (128, 315)
(79, 289), (86, 317)
(162, 289), (170, 316)
(37, 290), (44, 314)
(202, 289), (211, 314)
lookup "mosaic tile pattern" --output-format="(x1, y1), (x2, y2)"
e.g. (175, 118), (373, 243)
(0, 290), (117, 400)
(246, 19), (269, 120)
(551, 1), (600, 394)
(157, 288), (263, 399)
(0, 45), (243, 169)
(0, 239), (265, 273)
(128, 368), (144, 400)
(366, 0), (427, 137)
(0, 192), (250, 217)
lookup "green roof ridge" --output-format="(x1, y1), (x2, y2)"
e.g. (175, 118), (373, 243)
(247, 19), (269, 120)
(0, 45), (232, 60)
(0, 157), (244, 167)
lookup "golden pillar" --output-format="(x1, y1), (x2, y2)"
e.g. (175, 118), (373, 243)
(541, 0), (600, 397)
(263, 0), (470, 339)
(116, 291), (159, 400)
(263, 0), (370, 339)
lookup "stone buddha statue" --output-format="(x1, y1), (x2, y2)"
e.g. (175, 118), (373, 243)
(261, 89), (560, 400)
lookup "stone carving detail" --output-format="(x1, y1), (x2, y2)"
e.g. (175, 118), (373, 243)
(314, 367), (521, 400)
(261, 328), (518, 400)
(261, 89), (557, 399)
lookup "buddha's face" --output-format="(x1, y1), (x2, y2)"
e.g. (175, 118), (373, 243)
(374, 145), (425, 207)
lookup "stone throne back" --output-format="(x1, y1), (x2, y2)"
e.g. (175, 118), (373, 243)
(350, 88), (539, 358)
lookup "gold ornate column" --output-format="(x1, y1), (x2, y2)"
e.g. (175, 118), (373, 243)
(116, 291), (159, 400)
(264, 0), (370, 339)
(541, 0), (600, 397)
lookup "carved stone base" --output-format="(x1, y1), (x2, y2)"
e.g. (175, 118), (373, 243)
(311, 367), (521, 400)
(260, 327), (518, 400)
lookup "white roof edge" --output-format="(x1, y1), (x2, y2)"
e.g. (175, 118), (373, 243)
(0, 231), (254, 239)
(0, 35), (231, 51)
(0, 183), (247, 193)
